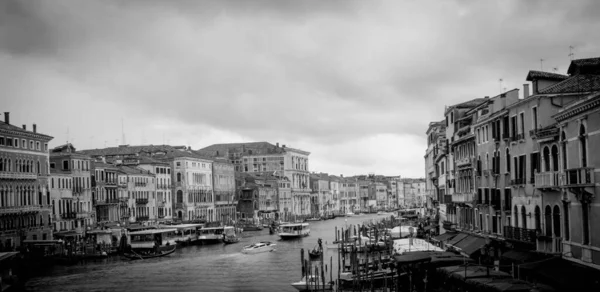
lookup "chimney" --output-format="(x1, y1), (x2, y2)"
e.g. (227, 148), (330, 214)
(33, 124), (37, 133)
(22, 124), (26, 130)
(3, 112), (9, 124)
(484, 96), (489, 99)
(524, 84), (530, 99)
(276, 142), (279, 147)
(282, 144), (286, 148)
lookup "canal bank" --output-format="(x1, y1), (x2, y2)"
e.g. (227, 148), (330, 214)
(24, 215), (384, 292)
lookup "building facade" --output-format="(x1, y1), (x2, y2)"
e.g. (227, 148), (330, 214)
(0, 114), (53, 250)
(211, 159), (237, 225)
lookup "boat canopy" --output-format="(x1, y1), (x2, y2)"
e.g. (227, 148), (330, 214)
(129, 229), (177, 235)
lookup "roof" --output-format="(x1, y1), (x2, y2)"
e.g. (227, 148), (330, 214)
(200, 142), (281, 154)
(554, 92), (600, 122)
(526, 70), (569, 81)
(0, 251), (19, 262)
(567, 57), (600, 75)
(0, 121), (53, 140)
(539, 74), (600, 94)
(520, 257), (600, 291)
(79, 145), (177, 157)
(118, 165), (154, 176)
(129, 229), (177, 235)
(135, 155), (170, 166)
(445, 98), (488, 114)
(152, 149), (213, 161)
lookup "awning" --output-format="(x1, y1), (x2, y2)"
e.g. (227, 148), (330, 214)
(501, 250), (543, 263)
(53, 231), (80, 238)
(446, 232), (469, 246)
(520, 257), (600, 292)
(0, 252), (19, 263)
(431, 232), (457, 242)
(454, 236), (487, 257)
(394, 251), (441, 264)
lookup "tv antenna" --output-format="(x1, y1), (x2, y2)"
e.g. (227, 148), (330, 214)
(553, 67), (559, 73)
(540, 59), (545, 71)
(569, 46), (575, 60)
(499, 79), (503, 93)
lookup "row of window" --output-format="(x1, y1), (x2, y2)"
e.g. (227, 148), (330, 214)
(155, 167), (171, 174)
(0, 157), (41, 174)
(0, 136), (48, 152)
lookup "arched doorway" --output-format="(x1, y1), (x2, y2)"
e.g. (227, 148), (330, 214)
(178, 211), (183, 219)
(553, 205), (561, 237)
(534, 206), (541, 231)
(544, 205), (552, 236)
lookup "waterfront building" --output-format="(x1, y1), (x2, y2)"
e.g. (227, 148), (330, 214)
(384, 176), (400, 210)
(553, 91), (600, 269)
(277, 176), (292, 221)
(136, 156), (172, 222)
(309, 173), (331, 216)
(358, 180), (369, 212)
(118, 165), (156, 223)
(371, 181), (388, 210)
(210, 158), (237, 225)
(339, 177), (358, 213)
(425, 121), (446, 223)
(0, 114), (53, 249)
(200, 142), (312, 216)
(91, 161), (120, 224)
(236, 173), (278, 220)
(49, 144), (94, 240)
(329, 175), (341, 214)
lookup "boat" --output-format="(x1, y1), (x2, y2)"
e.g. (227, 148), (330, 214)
(223, 235), (240, 244)
(123, 244), (176, 260)
(240, 222), (263, 231)
(278, 223), (310, 239)
(305, 217), (321, 222)
(159, 223), (203, 246)
(308, 247), (322, 259)
(241, 241), (277, 254)
(198, 226), (234, 244)
(345, 212), (354, 217)
(291, 275), (334, 291)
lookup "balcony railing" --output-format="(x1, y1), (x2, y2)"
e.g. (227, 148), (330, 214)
(0, 172), (37, 180)
(0, 205), (41, 214)
(510, 178), (525, 186)
(483, 170), (490, 176)
(61, 212), (77, 219)
(118, 182), (127, 188)
(135, 198), (149, 205)
(530, 127), (559, 140)
(561, 167), (594, 187)
(456, 157), (474, 168)
(135, 182), (147, 187)
(121, 212), (131, 219)
(157, 184), (171, 189)
(175, 202), (186, 209)
(503, 226), (537, 244)
(502, 132), (510, 140)
(136, 215), (149, 221)
(535, 171), (560, 189)
(76, 212), (89, 219)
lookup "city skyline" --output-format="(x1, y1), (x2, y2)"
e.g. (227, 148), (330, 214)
(3, 0), (600, 178)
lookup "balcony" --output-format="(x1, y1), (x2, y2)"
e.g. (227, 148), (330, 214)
(0, 172), (37, 180)
(530, 126), (559, 140)
(121, 212), (131, 219)
(136, 215), (149, 221)
(175, 202), (187, 209)
(503, 226), (537, 245)
(157, 184), (171, 189)
(0, 205), (42, 215)
(561, 167), (594, 187)
(510, 178), (525, 186)
(483, 170), (490, 177)
(502, 132), (510, 140)
(76, 212), (89, 219)
(134, 182), (147, 187)
(118, 182), (127, 188)
(535, 171), (560, 190)
(106, 180), (117, 186)
(456, 157), (475, 168)
(61, 212), (76, 219)
(72, 187), (85, 195)
(135, 198), (149, 205)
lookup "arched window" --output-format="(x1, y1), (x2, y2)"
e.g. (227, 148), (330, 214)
(521, 206), (527, 228)
(553, 205), (561, 237)
(543, 146), (551, 172)
(579, 124), (587, 167)
(551, 145), (559, 171)
(534, 206), (541, 231)
(176, 190), (183, 203)
(563, 202), (570, 241)
(544, 205), (552, 236)
(561, 132), (568, 170)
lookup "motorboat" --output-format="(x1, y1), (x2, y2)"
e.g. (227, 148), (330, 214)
(123, 245), (176, 260)
(291, 275), (333, 291)
(241, 242), (277, 254)
(198, 226), (234, 244)
(279, 223), (310, 239)
(345, 212), (354, 217)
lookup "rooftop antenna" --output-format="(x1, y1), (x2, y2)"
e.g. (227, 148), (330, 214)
(569, 46), (575, 61)
(540, 59), (545, 71)
(553, 67), (559, 73)
(121, 118), (126, 145)
(499, 79), (503, 93)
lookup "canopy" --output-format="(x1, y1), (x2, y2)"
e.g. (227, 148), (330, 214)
(453, 235), (487, 257)
(520, 257), (600, 291)
(446, 233), (469, 246)
(390, 226), (413, 239)
(393, 238), (444, 254)
(431, 232), (457, 243)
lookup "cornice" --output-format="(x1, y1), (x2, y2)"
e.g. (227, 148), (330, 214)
(554, 97), (600, 122)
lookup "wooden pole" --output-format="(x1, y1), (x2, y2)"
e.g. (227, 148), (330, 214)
(301, 248), (306, 278)
(305, 260), (310, 291)
(330, 256), (333, 292)
(321, 254), (326, 291)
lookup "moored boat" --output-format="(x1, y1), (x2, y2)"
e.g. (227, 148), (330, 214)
(291, 275), (334, 291)
(123, 244), (176, 260)
(124, 229), (178, 260)
(223, 236), (240, 244)
(278, 223), (310, 239)
(198, 226), (234, 244)
(159, 223), (203, 246)
(241, 241), (277, 254)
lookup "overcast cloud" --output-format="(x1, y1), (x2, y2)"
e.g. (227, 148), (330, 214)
(1, 0), (599, 177)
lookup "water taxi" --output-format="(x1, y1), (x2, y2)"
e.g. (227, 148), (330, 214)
(159, 223), (203, 245)
(198, 226), (235, 244)
(241, 241), (277, 254)
(278, 222), (310, 239)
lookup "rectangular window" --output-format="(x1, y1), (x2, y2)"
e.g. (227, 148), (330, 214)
(519, 112), (525, 135)
(63, 160), (69, 170)
(0, 137), (4, 146)
(22, 139), (26, 148)
(36, 141), (40, 150)
(44, 143), (48, 151)
(532, 107), (538, 131)
(30, 140), (34, 149)
(14, 138), (18, 148)
(510, 116), (517, 138)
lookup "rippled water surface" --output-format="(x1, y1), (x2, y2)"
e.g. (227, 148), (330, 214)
(25, 215), (383, 292)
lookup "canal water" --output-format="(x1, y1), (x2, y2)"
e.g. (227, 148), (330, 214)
(25, 214), (385, 292)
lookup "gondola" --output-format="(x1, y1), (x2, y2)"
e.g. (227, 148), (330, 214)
(308, 248), (322, 259)
(122, 245), (176, 260)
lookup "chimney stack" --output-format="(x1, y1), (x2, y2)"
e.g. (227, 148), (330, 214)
(524, 84), (530, 99)
(22, 124), (26, 130)
(33, 124), (37, 133)
(276, 142), (279, 147)
(3, 112), (9, 124)
(282, 144), (286, 148)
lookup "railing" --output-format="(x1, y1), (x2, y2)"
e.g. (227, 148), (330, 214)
(135, 182), (147, 187)
(530, 127), (559, 139)
(76, 212), (89, 219)
(61, 212), (77, 219)
(157, 184), (171, 189)
(121, 212), (131, 219)
(118, 182), (127, 188)
(535, 171), (560, 189)
(135, 198), (149, 204)
(0, 172), (37, 180)
(175, 203), (186, 209)
(561, 167), (594, 187)
(158, 214), (165, 219)
(456, 157), (474, 168)
(503, 226), (537, 244)
(106, 180), (117, 185)
(0, 205), (42, 213)
(136, 215), (149, 221)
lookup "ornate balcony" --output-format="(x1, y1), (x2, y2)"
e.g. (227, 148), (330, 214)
(561, 167), (594, 187)
(0, 172), (37, 180)
(535, 171), (561, 190)
(503, 226), (537, 245)
(0, 205), (42, 215)
(76, 212), (90, 219)
(175, 202), (187, 209)
(530, 126), (559, 140)
(61, 212), (77, 219)
(135, 198), (149, 205)
(456, 157), (475, 168)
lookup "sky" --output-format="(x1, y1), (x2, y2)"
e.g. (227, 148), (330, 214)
(2, 0), (600, 178)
